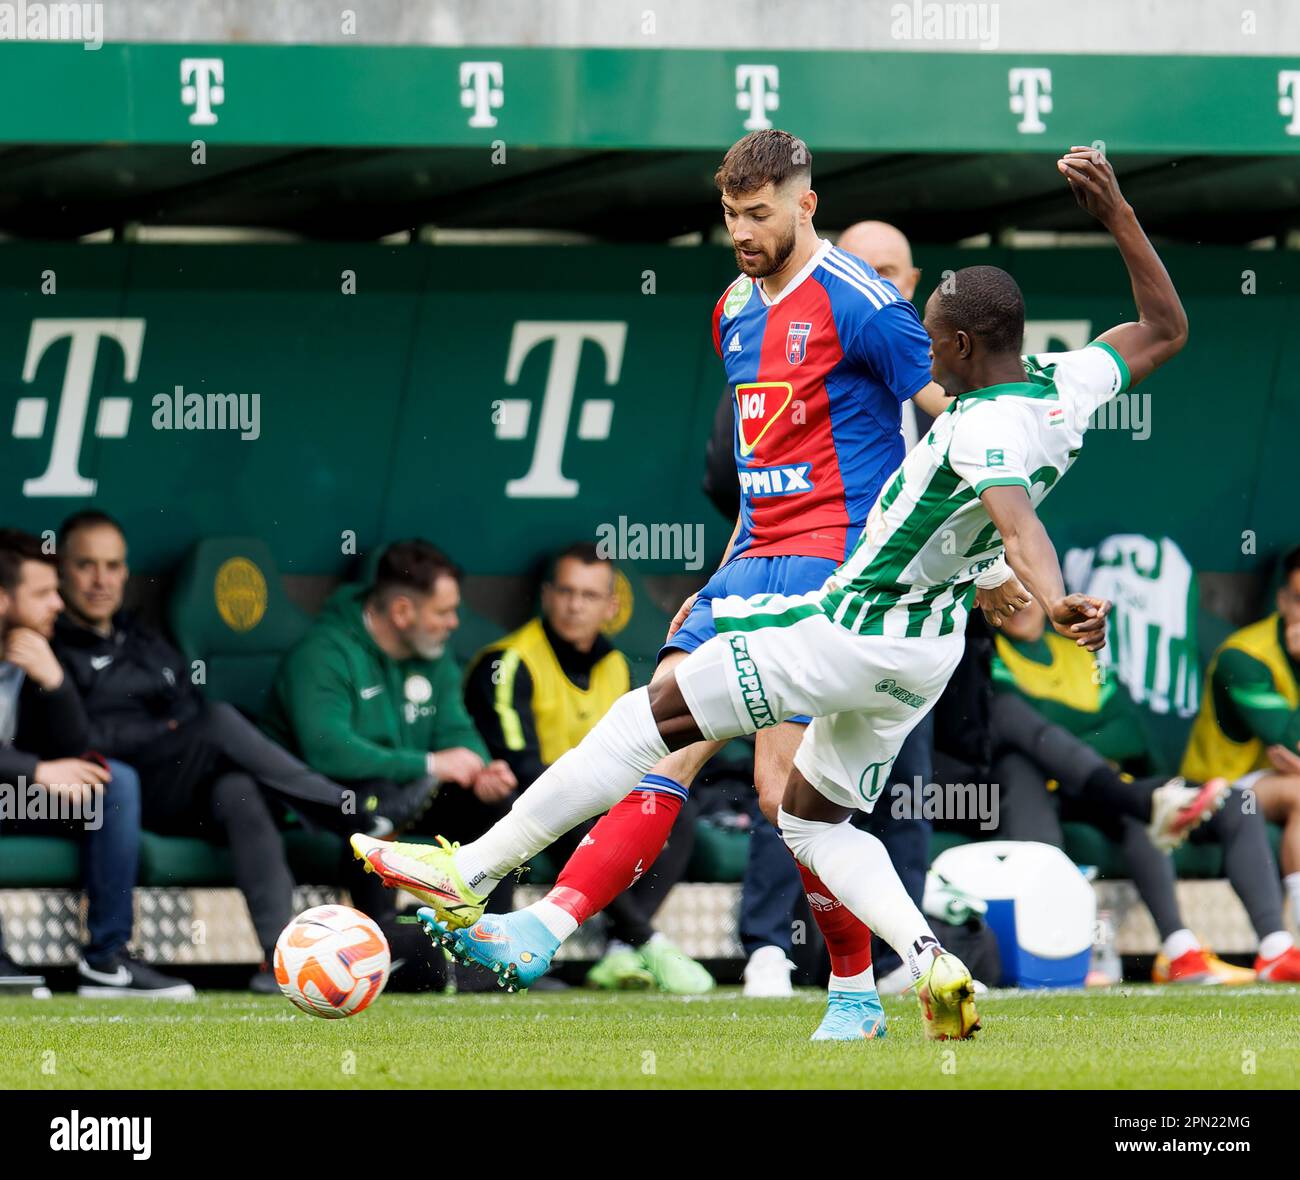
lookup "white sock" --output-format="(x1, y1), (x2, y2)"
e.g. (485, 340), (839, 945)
(455, 688), (669, 892)
(829, 965), (877, 994)
(777, 808), (939, 983)
(1162, 928), (1200, 960)
(1258, 930), (1294, 961)
(524, 899), (578, 942)
(1284, 872), (1300, 921)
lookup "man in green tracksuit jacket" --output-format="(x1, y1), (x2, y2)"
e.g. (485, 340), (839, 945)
(262, 539), (516, 937)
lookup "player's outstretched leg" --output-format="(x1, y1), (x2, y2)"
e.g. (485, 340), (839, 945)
(418, 908), (559, 993)
(352, 680), (712, 929)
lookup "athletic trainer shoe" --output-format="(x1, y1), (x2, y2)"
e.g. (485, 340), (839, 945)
(742, 945), (795, 997)
(1153, 947), (1221, 984)
(1254, 944), (1300, 982)
(0, 951), (49, 996)
(638, 935), (715, 995)
(810, 990), (888, 1041)
(586, 946), (654, 990)
(77, 953), (195, 999)
(1153, 948), (1254, 985)
(350, 833), (486, 930)
(418, 908), (559, 993)
(1148, 777), (1230, 852)
(916, 951), (980, 1040)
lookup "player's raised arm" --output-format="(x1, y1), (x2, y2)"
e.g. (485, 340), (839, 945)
(979, 483), (1110, 652)
(1058, 147), (1188, 389)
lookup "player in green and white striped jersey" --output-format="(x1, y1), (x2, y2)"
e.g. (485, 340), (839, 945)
(818, 332), (1129, 643)
(380, 148), (1188, 1041)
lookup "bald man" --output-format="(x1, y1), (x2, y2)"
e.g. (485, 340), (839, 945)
(838, 221), (930, 448)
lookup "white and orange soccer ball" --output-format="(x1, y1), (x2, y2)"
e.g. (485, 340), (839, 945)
(273, 905), (391, 1019)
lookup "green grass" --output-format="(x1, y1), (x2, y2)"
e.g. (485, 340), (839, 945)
(2, 986), (1297, 1089)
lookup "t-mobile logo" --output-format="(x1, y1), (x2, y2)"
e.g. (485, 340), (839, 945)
(11, 319), (145, 497)
(181, 57), (224, 126)
(1009, 67), (1052, 134)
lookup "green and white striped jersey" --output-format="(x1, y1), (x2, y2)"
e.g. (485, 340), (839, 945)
(819, 342), (1131, 639)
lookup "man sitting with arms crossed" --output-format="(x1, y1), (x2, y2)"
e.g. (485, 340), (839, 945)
(52, 510), (399, 993)
(464, 543), (712, 993)
(0, 527), (191, 998)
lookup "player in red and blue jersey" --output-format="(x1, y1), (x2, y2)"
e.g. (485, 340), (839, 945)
(352, 130), (1024, 1038)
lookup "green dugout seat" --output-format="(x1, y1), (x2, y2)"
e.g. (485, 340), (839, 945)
(168, 536), (311, 716)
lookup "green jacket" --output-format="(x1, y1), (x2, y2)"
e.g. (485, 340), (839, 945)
(261, 586), (487, 784)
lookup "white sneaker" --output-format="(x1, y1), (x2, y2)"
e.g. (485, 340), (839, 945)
(876, 961), (914, 996)
(742, 945), (795, 997)
(1148, 776), (1230, 852)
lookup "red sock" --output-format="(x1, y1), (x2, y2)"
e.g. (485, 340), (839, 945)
(545, 776), (687, 926)
(797, 864), (874, 978)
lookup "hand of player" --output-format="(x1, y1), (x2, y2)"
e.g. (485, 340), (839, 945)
(429, 746), (485, 787)
(1266, 744), (1300, 776)
(665, 592), (698, 641)
(4, 627), (64, 690)
(1046, 594), (1110, 652)
(470, 760), (518, 804)
(33, 758), (111, 804)
(1058, 146), (1129, 227)
(976, 577), (1032, 628)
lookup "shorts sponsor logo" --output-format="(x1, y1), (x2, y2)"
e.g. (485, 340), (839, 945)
(727, 634), (777, 730)
(737, 462), (812, 498)
(874, 678), (927, 708)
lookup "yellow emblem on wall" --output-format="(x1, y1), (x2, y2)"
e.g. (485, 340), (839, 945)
(214, 557), (268, 633)
(603, 569), (633, 637)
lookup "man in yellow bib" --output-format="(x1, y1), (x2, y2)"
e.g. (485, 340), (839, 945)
(1181, 546), (1300, 979)
(464, 544), (713, 994)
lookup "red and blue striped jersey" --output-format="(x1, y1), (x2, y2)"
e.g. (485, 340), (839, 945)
(711, 238), (933, 562)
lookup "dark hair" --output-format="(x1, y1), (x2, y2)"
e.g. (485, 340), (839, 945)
(1282, 546), (1300, 581)
(370, 539), (461, 606)
(715, 129), (811, 196)
(58, 508), (125, 549)
(0, 528), (56, 593)
(933, 265), (1025, 355)
(547, 542), (615, 587)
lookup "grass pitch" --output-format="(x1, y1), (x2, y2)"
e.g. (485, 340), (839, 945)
(2, 985), (1297, 1090)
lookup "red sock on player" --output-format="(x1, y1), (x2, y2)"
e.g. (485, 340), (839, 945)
(544, 775), (687, 926)
(797, 863), (873, 977)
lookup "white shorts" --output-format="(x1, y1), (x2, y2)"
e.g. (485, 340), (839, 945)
(673, 590), (964, 813)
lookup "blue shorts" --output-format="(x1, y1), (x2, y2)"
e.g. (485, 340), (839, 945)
(661, 553), (840, 724)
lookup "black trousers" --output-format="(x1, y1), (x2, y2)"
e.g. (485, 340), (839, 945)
(132, 701), (356, 959)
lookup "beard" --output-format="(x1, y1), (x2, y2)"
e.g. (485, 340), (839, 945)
(733, 216), (798, 278)
(403, 626), (446, 661)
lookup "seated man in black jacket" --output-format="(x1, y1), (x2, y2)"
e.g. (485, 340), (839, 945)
(0, 528), (191, 997)
(52, 511), (432, 992)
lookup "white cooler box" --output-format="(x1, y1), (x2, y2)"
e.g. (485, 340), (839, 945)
(930, 841), (1095, 988)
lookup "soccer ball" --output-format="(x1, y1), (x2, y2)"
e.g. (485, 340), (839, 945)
(273, 905), (391, 1019)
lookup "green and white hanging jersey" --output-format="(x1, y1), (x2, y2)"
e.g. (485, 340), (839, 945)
(819, 342), (1131, 638)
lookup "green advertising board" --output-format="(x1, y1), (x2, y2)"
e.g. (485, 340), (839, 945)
(4, 43), (1300, 154)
